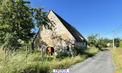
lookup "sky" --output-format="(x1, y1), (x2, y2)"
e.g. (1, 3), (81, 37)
(27, 0), (122, 39)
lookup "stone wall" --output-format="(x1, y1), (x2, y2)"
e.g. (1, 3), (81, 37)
(40, 10), (75, 51)
(33, 10), (87, 54)
(75, 42), (87, 49)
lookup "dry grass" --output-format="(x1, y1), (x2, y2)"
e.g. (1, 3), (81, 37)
(0, 49), (5, 66)
(110, 48), (122, 73)
(0, 49), (5, 61)
(0, 47), (100, 73)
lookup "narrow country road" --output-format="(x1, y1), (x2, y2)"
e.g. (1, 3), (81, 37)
(69, 50), (116, 73)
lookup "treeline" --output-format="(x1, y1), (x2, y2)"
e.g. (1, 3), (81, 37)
(87, 34), (121, 49)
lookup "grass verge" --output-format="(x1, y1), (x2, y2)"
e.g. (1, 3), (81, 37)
(0, 47), (100, 73)
(110, 48), (122, 73)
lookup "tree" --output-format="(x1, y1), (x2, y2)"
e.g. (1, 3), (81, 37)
(33, 8), (54, 30)
(87, 34), (112, 50)
(87, 34), (99, 46)
(0, 0), (51, 51)
(114, 38), (120, 47)
(0, 0), (35, 50)
(97, 38), (109, 48)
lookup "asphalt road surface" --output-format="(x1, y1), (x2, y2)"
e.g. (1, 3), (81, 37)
(69, 50), (116, 73)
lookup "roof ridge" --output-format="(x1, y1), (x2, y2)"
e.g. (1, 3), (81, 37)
(52, 10), (87, 42)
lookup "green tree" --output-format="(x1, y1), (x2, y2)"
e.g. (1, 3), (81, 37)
(114, 38), (120, 47)
(87, 34), (112, 50)
(87, 34), (99, 46)
(0, 0), (35, 50)
(33, 8), (54, 30)
(0, 0), (51, 51)
(97, 38), (109, 48)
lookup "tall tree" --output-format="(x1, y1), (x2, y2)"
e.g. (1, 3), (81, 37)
(0, 0), (52, 51)
(33, 8), (54, 30)
(0, 0), (34, 48)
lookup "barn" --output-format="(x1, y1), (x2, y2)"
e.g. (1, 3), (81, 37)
(33, 10), (87, 54)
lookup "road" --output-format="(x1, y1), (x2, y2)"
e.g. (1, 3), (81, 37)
(69, 50), (116, 73)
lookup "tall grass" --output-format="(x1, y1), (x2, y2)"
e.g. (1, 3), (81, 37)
(110, 48), (122, 73)
(119, 41), (122, 48)
(0, 47), (100, 73)
(0, 48), (5, 61)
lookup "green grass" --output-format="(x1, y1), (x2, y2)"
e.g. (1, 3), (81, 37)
(0, 49), (5, 61)
(119, 41), (122, 48)
(110, 48), (122, 73)
(0, 47), (100, 73)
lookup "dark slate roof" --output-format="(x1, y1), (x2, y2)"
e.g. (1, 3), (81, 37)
(51, 10), (87, 42)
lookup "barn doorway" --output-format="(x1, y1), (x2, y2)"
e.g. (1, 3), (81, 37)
(46, 46), (54, 56)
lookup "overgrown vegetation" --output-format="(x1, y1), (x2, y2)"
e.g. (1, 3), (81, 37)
(0, 0), (115, 73)
(119, 41), (122, 48)
(87, 34), (121, 49)
(0, 0), (52, 51)
(110, 48), (122, 73)
(0, 47), (100, 73)
(114, 38), (121, 47)
(88, 34), (122, 72)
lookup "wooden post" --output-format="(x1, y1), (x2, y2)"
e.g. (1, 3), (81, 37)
(4, 47), (6, 62)
(25, 46), (28, 73)
(26, 46), (28, 63)
(113, 31), (115, 49)
(41, 47), (43, 61)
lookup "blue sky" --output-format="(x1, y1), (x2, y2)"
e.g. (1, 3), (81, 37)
(27, 0), (122, 39)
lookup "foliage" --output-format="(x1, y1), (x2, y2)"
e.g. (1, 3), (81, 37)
(0, 0), (35, 49)
(97, 38), (110, 48)
(0, 47), (100, 73)
(119, 41), (122, 48)
(73, 46), (100, 57)
(110, 48), (122, 73)
(87, 34), (113, 49)
(87, 34), (99, 46)
(33, 8), (54, 30)
(114, 38), (120, 47)
(0, 0), (52, 50)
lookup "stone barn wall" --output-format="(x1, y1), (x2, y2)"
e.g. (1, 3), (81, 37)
(75, 42), (87, 49)
(33, 10), (87, 55)
(40, 11), (75, 52)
